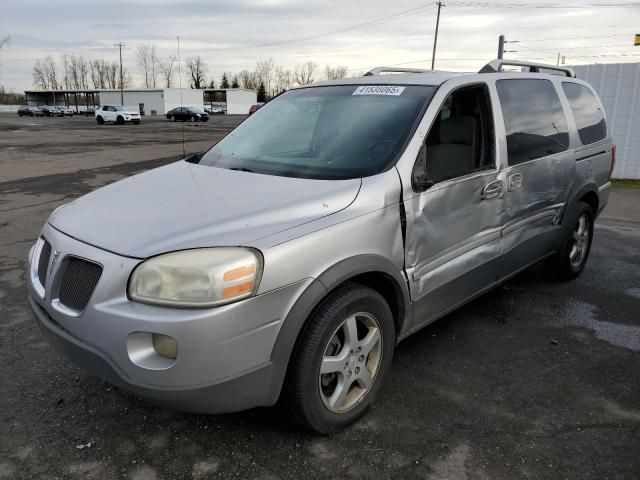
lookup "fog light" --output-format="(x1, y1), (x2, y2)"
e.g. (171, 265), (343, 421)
(152, 333), (178, 359)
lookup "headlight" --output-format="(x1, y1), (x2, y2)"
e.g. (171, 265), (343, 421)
(128, 248), (262, 308)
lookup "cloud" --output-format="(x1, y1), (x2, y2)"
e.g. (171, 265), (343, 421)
(1, 0), (639, 91)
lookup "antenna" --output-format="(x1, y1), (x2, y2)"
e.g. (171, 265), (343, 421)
(177, 35), (185, 159)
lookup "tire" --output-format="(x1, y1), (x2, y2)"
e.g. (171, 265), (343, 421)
(96, 116), (104, 125)
(549, 201), (594, 280)
(171, 116), (176, 122)
(283, 283), (395, 434)
(191, 115), (196, 122)
(116, 115), (124, 125)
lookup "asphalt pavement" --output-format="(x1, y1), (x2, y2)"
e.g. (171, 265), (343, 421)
(0, 113), (638, 479)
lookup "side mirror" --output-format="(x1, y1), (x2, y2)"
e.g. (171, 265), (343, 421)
(411, 145), (434, 192)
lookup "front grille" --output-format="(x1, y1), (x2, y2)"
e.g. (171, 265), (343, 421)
(58, 258), (103, 312)
(37, 239), (52, 287)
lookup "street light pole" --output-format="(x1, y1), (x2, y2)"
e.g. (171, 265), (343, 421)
(114, 42), (126, 105)
(431, 1), (445, 70)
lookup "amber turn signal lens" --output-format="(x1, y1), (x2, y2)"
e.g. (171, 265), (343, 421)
(222, 280), (254, 299)
(223, 264), (257, 281)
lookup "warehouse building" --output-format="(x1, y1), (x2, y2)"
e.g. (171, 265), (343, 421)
(97, 88), (257, 115)
(24, 87), (257, 116)
(574, 62), (640, 179)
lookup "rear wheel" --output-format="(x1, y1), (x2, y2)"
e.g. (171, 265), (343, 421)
(96, 116), (104, 125)
(550, 201), (594, 280)
(283, 283), (395, 433)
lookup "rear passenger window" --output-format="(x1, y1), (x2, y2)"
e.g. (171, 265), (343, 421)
(496, 79), (569, 165)
(562, 82), (606, 145)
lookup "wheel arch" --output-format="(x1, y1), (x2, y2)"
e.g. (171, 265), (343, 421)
(561, 182), (600, 225)
(265, 254), (411, 405)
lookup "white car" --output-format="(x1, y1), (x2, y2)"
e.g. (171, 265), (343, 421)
(95, 105), (141, 125)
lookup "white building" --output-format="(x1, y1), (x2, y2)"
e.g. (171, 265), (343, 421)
(97, 88), (257, 116)
(573, 62), (640, 179)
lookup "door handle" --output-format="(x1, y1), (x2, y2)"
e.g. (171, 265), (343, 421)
(481, 180), (503, 200)
(508, 173), (523, 192)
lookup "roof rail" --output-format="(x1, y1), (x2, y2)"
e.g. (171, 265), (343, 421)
(364, 66), (429, 76)
(479, 59), (575, 77)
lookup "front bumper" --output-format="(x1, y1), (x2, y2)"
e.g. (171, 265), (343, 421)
(27, 223), (311, 412)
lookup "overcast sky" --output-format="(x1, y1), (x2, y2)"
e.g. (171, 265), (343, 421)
(1, 0), (639, 91)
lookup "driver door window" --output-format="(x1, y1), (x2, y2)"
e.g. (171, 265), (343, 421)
(422, 84), (495, 184)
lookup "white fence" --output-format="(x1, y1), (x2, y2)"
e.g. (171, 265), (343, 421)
(574, 63), (640, 179)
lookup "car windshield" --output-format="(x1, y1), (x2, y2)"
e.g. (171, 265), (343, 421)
(114, 106), (126, 111)
(195, 84), (434, 179)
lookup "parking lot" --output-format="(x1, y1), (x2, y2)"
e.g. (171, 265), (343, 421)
(0, 112), (639, 479)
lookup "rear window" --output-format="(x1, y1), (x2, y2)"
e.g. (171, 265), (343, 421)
(195, 85), (434, 179)
(562, 82), (607, 145)
(496, 79), (570, 165)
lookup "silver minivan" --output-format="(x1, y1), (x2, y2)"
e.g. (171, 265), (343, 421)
(28, 60), (614, 433)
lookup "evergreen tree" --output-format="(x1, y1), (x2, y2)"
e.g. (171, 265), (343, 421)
(257, 81), (266, 102)
(208, 79), (215, 89)
(220, 73), (229, 89)
(231, 76), (239, 88)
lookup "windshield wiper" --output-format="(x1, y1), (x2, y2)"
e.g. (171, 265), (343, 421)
(230, 167), (256, 173)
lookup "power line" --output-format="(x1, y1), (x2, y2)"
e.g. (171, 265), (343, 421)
(509, 33), (636, 42)
(203, 3), (435, 52)
(449, 1), (640, 8)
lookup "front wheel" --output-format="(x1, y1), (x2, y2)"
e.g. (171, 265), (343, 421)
(171, 115), (176, 122)
(116, 115), (124, 125)
(550, 201), (594, 280)
(283, 283), (395, 433)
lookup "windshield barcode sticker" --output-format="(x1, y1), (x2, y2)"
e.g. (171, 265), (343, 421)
(352, 86), (406, 96)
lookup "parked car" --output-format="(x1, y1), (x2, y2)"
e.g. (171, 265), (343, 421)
(81, 107), (96, 117)
(17, 105), (44, 117)
(27, 59), (613, 434)
(206, 106), (225, 115)
(40, 106), (63, 117)
(166, 107), (209, 122)
(95, 105), (141, 125)
(57, 106), (74, 116)
(248, 103), (264, 115)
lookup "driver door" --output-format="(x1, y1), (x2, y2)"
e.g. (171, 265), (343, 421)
(403, 82), (505, 330)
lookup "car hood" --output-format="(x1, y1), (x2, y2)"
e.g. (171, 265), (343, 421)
(49, 161), (361, 258)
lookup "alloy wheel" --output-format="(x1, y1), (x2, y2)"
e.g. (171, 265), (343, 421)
(318, 312), (383, 413)
(569, 214), (590, 268)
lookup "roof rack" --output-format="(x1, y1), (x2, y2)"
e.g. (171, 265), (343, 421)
(479, 59), (575, 78)
(363, 67), (429, 76)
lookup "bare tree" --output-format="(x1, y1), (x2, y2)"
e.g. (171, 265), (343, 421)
(136, 44), (159, 88)
(90, 59), (110, 89)
(325, 65), (348, 81)
(185, 56), (207, 89)
(274, 66), (293, 93)
(294, 61), (318, 86)
(63, 55), (90, 90)
(238, 69), (258, 90)
(256, 58), (275, 96)
(105, 61), (131, 89)
(159, 56), (176, 88)
(0, 36), (10, 51)
(32, 56), (60, 89)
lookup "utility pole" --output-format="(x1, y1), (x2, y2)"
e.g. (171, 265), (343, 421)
(431, 1), (445, 70)
(114, 42), (126, 105)
(498, 35), (505, 59)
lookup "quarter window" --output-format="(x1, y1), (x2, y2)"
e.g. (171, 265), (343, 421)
(562, 82), (607, 145)
(496, 79), (570, 165)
